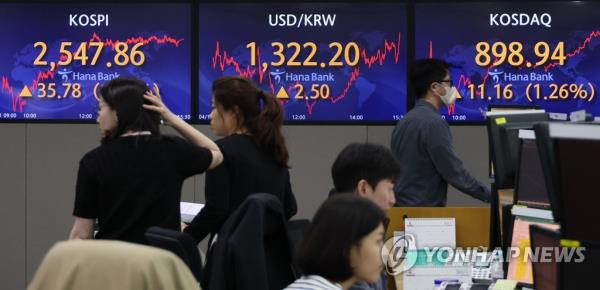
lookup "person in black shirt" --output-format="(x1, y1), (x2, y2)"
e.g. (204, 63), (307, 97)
(69, 77), (223, 244)
(391, 59), (490, 206)
(182, 76), (297, 244)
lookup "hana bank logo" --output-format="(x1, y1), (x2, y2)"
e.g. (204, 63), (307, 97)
(380, 234), (418, 275)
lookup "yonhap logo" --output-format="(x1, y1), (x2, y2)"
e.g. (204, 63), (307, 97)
(380, 234), (418, 275)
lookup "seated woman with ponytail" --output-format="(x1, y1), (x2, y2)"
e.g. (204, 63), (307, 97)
(182, 76), (297, 244)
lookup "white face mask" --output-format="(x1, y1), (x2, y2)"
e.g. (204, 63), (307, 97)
(437, 85), (457, 106)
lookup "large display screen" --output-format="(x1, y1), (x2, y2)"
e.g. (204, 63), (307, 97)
(0, 3), (191, 121)
(198, 3), (408, 123)
(416, 2), (599, 123)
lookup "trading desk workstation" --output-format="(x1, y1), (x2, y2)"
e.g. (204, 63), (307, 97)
(2, 1), (599, 289)
(382, 110), (600, 290)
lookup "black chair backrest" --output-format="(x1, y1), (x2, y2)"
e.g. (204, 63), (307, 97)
(287, 219), (310, 252)
(145, 226), (203, 283)
(204, 193), (295, 290)
(287, 219), (310, 278)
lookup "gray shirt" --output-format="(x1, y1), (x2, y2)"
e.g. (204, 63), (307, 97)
(391, 99), (490, 206)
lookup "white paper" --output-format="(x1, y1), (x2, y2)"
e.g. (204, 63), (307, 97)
(511, 205), (554, 220)
(548, 112), (568, 121)
(404, 264), (470, 290)
(405, 217), (456, 249)
(180, 202), (205, 223)
(393, 231), (405, 244)
(569, 109), (586, 122)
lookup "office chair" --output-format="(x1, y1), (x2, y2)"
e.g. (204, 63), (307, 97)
(27, 240), (199, 290)
(204, 194), (296, 290)
(287, 219), (310, 277)
(287, 219), (310, 252)
(145, 226), (203, 283)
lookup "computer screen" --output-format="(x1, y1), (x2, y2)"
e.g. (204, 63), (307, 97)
(0, 3), (192, 121)
(555, 138), (600, 241)
(487, 112), (548, 188)
(499, 126), (524, 177)
(560, 246), (600, 290)
(198, 3), (408, 123)
(416, 2), (600, 123)
(529, 225), (559, 290)
(516, 138), (551, 208)
(487, 107), (540, 179)
(507, 217), (559, 285)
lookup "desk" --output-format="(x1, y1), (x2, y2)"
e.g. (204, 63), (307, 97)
(386, 207), (490, 247)
(386, 207), (491, 290)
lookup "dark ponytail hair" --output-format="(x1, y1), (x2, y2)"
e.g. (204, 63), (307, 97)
(212, 76), (289, 167)
(99, 77), (161, 143)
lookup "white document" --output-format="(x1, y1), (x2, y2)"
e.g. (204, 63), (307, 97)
(404, 264), (471, 290)
(405, 217), (456, 249)
(549, 112), (568, 121)
(569, 109), (586, 122)
(393, 231), (405, 244)
(180, 202), (205, 223)
(511, 205), (554, 220)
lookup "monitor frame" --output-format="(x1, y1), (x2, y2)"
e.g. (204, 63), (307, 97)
(529, 224), (560, 290)
(513, 129), (551, 209)
(486, 111), (548, 189)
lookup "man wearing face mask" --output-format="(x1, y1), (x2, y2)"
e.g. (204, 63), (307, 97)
(391, 58), (491, 206)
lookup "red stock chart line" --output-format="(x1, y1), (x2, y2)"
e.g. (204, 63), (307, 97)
(428, 30), (600, 115)
(211, 32), (402, 115)
(1, 33), (183, 112)
(543, 30), (600, 71)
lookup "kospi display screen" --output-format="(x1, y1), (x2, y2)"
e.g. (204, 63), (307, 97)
(198, 3), (408, 123)
(416, 2), (599, 123)
(0, 3), (191, 121)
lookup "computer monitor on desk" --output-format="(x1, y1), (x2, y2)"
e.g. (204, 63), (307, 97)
(486, 110), (548, 189)
(506, 215), (559, 287)
(514, 130), (551, 209)
(530, 217), (599, 290)
(539, 123), (600, 241)
(487, 105), (541, 181)
(559, 244), (600, 290)
(530, 225), (560, 290)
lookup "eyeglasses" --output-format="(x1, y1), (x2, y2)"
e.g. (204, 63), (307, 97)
(437, 80), (453, 86)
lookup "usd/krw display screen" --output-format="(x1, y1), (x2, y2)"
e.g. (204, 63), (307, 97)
(199, 3), (408, 123)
